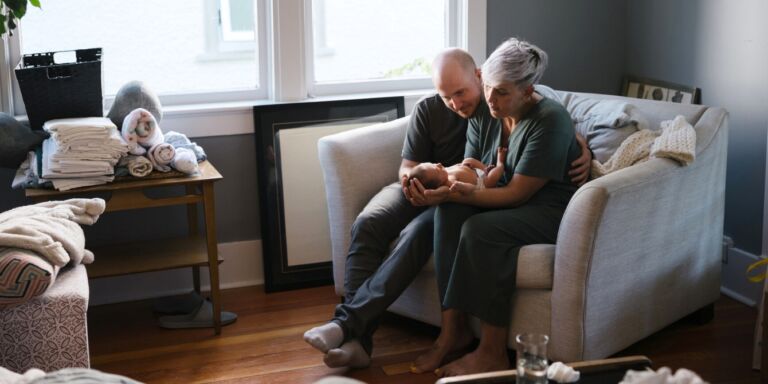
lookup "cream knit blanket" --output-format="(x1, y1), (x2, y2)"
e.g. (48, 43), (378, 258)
(591, 115), (696, 178)
(0, 198), (106, 267)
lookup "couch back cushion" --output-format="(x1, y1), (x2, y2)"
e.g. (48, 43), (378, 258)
(0, 247), (56, 309)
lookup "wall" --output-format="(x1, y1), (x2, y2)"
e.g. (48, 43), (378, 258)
(626, 0), (768, 255)
(486, 0), (628, 95)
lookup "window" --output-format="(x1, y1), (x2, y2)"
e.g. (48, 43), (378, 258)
(2, 0), (484, 115)
(307, 0), (460, 95)
(14, 0), (265, 112)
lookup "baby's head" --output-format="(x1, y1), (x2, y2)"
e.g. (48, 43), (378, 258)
(409, 162), (449, 189)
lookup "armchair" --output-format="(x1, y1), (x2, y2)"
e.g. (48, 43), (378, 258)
(318, 91), (728, 362)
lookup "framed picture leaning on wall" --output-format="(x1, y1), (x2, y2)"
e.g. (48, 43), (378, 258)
(254, 97), (405, 292)
(621, 75), (701, 104)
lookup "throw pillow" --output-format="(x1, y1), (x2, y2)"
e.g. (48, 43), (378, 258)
(0, 113), (48, 169)
(0, 247), (56, 309)
(566, 96), (649, 164)
(107, 80), (163, 129)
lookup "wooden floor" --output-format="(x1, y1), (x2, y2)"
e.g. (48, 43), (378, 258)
(89, 285), (762, 383)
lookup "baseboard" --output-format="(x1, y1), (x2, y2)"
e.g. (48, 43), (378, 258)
(89, 240), (263, 306)
(720, 246), (764, 307)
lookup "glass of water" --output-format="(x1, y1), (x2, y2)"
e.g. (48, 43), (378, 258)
(516, 333), (549, 384)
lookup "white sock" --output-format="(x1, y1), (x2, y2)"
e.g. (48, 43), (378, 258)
(323, 340), (371, 368)
(303, 322), (344, 353)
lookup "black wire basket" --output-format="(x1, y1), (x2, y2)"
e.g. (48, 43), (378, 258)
(15, 48), (103, 130)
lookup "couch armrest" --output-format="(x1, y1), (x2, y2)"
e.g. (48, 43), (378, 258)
(550, 107), (728, 361)
(318, 116), (409, 295)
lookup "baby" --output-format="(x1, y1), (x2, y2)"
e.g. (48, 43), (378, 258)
(409, 147), (507, 195)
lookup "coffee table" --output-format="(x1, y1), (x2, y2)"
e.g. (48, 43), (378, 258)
(435, 355), (652, 384)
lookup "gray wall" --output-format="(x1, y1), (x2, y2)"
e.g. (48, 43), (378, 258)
(488, 0), (768, 254)
(625, 0), (768, 254)
(486, 0), (628, 95)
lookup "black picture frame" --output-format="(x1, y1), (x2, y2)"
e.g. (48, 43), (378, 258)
(621, 75), (701, 104)
(254, 97), (405, 292)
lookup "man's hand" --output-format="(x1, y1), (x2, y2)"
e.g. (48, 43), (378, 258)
(406, 178), (449, 206)
(401, 173), (412, 200)
(569, 133), (591, 186)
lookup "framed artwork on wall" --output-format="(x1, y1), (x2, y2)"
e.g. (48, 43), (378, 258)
(621, 75), (701, 104)
(254, 97), (405, 292)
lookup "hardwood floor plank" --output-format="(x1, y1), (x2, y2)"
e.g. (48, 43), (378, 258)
(89, 286), (762, 383)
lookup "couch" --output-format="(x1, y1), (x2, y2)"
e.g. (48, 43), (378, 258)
(317, 90), (728, 363)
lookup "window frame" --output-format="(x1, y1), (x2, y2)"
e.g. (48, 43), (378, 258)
(0, 0), (485, 114)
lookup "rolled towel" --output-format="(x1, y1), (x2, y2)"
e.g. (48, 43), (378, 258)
(164, 130), (207, 162)
(117, 155), (154, 177)
(171, 147), (199, 175)
(122, 108), (163, 155)
(148, 143), (175, 172)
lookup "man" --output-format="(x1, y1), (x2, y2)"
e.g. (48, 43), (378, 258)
(304, 48), (590, 368)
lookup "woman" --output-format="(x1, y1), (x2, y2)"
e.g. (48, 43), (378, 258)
(410, 38), (581, 376)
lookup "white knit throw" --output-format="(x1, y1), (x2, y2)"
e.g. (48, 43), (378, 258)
(591, 115), (696, 178)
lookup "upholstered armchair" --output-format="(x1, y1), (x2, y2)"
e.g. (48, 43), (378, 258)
(318, 90), (728, 362)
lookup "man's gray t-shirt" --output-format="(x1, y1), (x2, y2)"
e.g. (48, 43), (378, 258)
(402, 94), (468, 166)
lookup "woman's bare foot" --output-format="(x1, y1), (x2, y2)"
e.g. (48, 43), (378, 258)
(410, 330), (474, 374)
(437, 344), (509, 377)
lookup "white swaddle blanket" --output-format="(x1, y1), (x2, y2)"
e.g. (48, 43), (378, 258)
(122, 108), (164, 155)
(148, 143), (175, 172)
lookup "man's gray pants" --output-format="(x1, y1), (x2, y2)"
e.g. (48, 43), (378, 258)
(331, 182), (435, 355)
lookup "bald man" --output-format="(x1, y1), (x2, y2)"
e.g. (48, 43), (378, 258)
(304, 49), (590, 369)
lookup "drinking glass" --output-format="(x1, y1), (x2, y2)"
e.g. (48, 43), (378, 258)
(516, 333), (549, 384)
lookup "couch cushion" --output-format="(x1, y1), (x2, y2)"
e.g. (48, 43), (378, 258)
(0, 247), (56, 309)
(420, 243), (554, 289)
(565, 96), (648, 163)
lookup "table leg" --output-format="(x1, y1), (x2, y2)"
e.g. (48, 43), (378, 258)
(186, 185), (201, 293)
(202, 181), (221, 335)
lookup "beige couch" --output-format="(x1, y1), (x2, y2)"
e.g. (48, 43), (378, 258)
(317, 90), (728, 362)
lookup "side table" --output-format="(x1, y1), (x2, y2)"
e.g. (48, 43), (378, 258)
(25, 161), (225, 334)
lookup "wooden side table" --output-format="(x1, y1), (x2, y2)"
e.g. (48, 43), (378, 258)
(26, 161), (225, 334)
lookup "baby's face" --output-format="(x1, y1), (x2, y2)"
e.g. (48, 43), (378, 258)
(422, 163), (449, 186)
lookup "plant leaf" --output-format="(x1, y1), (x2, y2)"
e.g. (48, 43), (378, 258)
(29, 0), (41, 8)
(3, 0), (24, 18)
(0, 14), (6, 36)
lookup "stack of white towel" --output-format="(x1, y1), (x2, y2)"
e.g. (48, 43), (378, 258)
(41, 117), (130, 191)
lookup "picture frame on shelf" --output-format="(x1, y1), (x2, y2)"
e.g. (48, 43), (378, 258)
(621, 75), (701, 104)
(253, 97), (405, 292)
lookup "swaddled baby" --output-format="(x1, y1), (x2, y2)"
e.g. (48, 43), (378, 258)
(409, 147), (507, 195)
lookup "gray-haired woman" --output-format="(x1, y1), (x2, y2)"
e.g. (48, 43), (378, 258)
(411, 38), (581, 376)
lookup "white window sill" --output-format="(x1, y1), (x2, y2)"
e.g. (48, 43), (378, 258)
(12, 89), (432, 138)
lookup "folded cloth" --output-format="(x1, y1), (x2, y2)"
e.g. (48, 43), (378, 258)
(122, 108), (164, 155)
(50, 176), (114, 191)
(620, 367), (705, 384)
(118, 155), (154, 177)
(0, 198), (105, 267)
(42, 138), (114, 178)
(548, 362), (580, 383)
(590, 115), (697, 178)
(43, 117), (118, 135)
(148, 143), (175, 172)
(171, 147), (199, 175)
(164, 130), (207, 162)
(651, 115), (696, 165)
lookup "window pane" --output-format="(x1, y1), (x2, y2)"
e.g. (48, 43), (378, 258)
(312, 0), (447, 83)
(19, 0), (258, 96)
